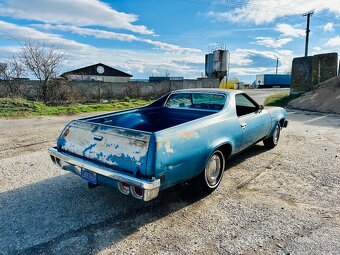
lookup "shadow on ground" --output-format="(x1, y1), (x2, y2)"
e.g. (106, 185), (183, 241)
(1, 144), (268, 255)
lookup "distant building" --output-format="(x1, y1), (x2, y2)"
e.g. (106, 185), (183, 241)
(61, 63), (132, 82)
(205, 50), (230, 82)
(254, 74), (291, 88)
(149, 76), (183, 82)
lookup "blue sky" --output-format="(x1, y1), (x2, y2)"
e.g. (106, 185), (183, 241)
(0, 0), (339, 83)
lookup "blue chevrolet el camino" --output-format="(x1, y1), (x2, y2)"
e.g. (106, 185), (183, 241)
(49, 89), (288, 201)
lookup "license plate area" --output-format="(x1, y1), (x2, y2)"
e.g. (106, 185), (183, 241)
(80, 168), (97, 184)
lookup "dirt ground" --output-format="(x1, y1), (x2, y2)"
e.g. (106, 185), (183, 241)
(0, 105), (339, 254)
(289, 76), (340, 114)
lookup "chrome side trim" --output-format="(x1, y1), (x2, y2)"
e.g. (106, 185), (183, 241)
(48, 147), (160, 190)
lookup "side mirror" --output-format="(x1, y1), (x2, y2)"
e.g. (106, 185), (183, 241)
(258, 105), (264, 112)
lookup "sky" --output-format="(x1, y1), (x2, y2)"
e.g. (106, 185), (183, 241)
(0, 0), (339, 83)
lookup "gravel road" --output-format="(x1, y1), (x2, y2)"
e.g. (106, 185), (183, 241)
(0, 92), (339, 254)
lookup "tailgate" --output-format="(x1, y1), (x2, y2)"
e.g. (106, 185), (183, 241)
(57, 120), (151, 175)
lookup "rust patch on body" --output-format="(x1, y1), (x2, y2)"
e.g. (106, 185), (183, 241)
(181, 130), (199, 140)
(182, 131), (190, 139)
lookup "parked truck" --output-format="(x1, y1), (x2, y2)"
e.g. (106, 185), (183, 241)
(255, 74), (291, 88)
(49, 89), (288, 201)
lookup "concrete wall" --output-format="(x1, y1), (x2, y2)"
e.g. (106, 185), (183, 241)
(67, 75), (130, 83)
(291, 53), (338, 94)
(0, 78), (219, 100)
(74, 78), (219, 99)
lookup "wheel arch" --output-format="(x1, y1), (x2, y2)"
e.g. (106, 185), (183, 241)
(279, 118), (285, 128)
(203, 142), (233, 173)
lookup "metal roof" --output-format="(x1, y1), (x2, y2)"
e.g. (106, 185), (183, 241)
(173, 88), (243, 95)
(61, 63), (132, 77)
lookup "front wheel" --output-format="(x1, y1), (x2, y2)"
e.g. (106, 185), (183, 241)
(195, 150), (225, 194)
(263, 123), (281, 149)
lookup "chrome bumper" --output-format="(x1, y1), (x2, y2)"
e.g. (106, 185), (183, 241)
(48, 147), (160, 201)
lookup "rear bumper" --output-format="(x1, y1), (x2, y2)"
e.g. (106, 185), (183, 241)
(48, 147), (160, 201)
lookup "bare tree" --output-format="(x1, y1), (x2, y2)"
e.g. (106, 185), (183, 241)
(19, 40), (65, 102)
(0, 56), (27, 97)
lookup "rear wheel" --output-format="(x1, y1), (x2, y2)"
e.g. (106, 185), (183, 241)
(195, 150), (225, 193)
(264, 123), (281, 149)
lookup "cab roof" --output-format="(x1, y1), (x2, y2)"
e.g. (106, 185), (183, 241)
(173, 88), (244, 95)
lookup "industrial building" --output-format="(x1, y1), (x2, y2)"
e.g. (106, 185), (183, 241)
(149, 76), (183, 82)
(61, 63), (132, 82)
(205, 48), (230, 82)
(254, 74), (291, 88)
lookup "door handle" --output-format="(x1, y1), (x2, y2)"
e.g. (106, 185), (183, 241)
(94, 135), (103, 141)
(241, 123), (247, 128)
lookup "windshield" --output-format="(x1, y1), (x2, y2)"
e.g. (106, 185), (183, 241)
(165, 93), (226, 111)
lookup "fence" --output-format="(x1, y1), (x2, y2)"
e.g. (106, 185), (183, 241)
(0, 78), (220, 101)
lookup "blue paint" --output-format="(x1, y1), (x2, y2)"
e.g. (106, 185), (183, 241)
(53, 89), (287, 198)
(96, 152), (104, 159)
(82, 143), (97, 156)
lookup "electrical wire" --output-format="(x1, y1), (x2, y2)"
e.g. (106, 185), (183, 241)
(313, 15), (340, 25)
(183, 0), (309, 15)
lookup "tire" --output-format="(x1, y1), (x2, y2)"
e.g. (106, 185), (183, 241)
(263, 122), (281, 149)
(195, 150), (225, 194)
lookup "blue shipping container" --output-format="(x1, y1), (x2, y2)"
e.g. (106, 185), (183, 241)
(257, 74), (291, 88)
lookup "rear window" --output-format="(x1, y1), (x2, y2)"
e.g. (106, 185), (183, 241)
(165, 93), (226, 111)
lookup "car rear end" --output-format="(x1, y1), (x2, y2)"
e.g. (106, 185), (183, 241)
(48, 120), (160, 201)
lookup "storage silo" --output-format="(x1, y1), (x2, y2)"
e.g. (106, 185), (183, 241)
(205, 49), (230, 81)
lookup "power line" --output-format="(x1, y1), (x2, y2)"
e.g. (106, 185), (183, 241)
(183, 0), (310, 15)
(313, 15), (340, 25)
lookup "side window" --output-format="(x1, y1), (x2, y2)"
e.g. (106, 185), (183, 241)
(166, 93), (192, 108)
(192, 94), (226, 110)
(235, 94), (258, 117)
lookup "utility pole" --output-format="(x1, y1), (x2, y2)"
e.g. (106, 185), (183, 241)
(303, 11), (313, 57)
(276, 58), (279, 75)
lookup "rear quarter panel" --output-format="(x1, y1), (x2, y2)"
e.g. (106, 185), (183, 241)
(153, 111), (243, 190)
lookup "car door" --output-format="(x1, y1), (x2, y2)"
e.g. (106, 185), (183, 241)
(235, 93), (271, 151)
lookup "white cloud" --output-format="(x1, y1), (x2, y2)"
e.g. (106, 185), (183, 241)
(208, 0), (340, 25)
(0, 21), (205, 77)
(275, 24), (305, 38)
(326, 36), (340, 47)
(33, 24), (139, 41)
(0, 0), (153, 35)
(255, 37), (292, 48)
(235, 49), (280, 61)
(323, 22), (334, 32)
(0, 20), (92, 51)
(228, 48), (295, 75)
(230, 67), (275, 76)
(275, 49), (294, 57)
(64, 48), (205, 78)
(33, 24), (202, 54)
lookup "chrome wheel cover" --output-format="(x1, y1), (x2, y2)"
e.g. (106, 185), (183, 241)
(205, 153), (222, 187)
(273, 124), (280, 145)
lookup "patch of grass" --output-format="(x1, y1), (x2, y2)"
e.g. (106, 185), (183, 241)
(0, 98), (153, 118)
(264, 93), (300, 107)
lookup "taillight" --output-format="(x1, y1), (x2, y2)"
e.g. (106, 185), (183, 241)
(131, 186), (144, 199)
(118, 182), (130, 195)
(61, 128), (70, 138)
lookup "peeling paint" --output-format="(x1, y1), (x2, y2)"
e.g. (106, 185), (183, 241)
(59, 121), (150, 171)
(182, 130), (199, 140)
(165, 139), (174, 153)
(167, 162), (183, 170)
